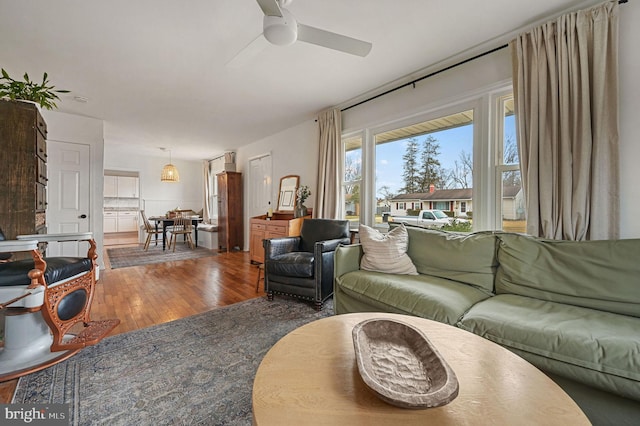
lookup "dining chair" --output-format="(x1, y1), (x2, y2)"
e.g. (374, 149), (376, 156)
(167, 217), (194, 252)
(140, 210), (163, 251)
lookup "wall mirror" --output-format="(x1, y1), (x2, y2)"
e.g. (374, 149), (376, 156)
(276, 175), (299, 213)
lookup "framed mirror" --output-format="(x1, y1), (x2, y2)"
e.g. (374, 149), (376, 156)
(276, 175), (299, 213)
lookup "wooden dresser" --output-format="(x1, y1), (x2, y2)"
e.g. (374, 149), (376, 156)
(217, 171), (243, 252)
(249, 213), (309, 264)
(0, 100), (48, 243)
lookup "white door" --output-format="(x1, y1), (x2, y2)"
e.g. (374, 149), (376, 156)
(47, 141), (91, 256)
(248, 154), (272, 218)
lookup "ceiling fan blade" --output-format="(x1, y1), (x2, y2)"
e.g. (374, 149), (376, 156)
(298, 24), (372, 57)
(226, 33), (270, 68)
(256, 0), (282, 17)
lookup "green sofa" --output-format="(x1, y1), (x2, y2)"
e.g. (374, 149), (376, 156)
(334, 226), (640, 425)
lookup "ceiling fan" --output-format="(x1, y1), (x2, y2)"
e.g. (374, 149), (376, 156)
(228, 0), (372, 66)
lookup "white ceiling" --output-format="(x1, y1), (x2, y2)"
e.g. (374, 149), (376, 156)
(0, 0), (592, 160)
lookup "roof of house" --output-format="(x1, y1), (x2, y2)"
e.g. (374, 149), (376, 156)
(391, 186), (521, 202)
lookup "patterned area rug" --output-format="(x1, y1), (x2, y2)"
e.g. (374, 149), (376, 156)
(106, 244), (216, 269)
(13, 297), (334, 425)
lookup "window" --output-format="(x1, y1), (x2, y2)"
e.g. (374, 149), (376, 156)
(207, 156), (227, 220)
(341, 85), (520, 233)
(496, 95), (526, 233)
(434, 201), (449, 211)
(342, 135), (362, 227)
(372, 109), (474, 229)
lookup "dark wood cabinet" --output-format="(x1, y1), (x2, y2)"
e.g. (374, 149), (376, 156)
(0, 100), (48, 241)
(217, 171), (243, 252)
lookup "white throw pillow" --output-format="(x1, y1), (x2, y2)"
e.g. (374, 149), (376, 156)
(359, 224), (418, 275)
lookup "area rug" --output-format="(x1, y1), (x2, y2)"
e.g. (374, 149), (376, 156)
(106, 244), (216, 269)
(13, 297), (334, 425)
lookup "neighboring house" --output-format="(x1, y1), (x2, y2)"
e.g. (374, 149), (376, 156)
(502, 185), (525, 220)
(390, 185), (473, 217)
(390, 184), (524, 219)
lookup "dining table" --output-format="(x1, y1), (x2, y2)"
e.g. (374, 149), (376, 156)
(148, 216), (203, 251)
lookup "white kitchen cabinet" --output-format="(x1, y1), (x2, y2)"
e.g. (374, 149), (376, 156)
(104, 211), (118, 233)
(104, 175), (139, 198)
(117, 176), (139, 198)
(117, 211), (138, 232)
(104, 176), (118, 198)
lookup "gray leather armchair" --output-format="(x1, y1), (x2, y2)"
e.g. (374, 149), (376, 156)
(263, 219), (350, 310)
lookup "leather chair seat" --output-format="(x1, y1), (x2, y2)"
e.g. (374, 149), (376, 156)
(268, 252), (314, 278)
(0, 257), (92, 287)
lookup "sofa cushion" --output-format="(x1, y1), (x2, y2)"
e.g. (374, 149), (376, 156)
(458, 294), (640, 400)
(335, 270), (491, 325)
(359, 224), (417, 275)
(403, 226), (498, 294)
(496, 233), (640, 317)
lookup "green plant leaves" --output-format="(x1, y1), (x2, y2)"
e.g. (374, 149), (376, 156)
(0, 68), (69, 109)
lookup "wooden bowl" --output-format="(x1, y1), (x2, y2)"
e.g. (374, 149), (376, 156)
(352, 318), (459, 409)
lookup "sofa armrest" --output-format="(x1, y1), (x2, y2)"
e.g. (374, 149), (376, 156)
(334, 244), (363, 278)
(263, 236), (300, 260)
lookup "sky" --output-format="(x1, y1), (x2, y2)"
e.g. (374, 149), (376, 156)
(364, 115), (516, 197)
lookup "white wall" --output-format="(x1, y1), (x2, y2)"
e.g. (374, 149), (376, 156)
(236, 119), (319, 249)
(41, 110), (106, 266)
(103, 148), (204, 218)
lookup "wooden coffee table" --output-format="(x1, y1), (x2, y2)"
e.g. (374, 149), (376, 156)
(252, 313), (590, 425)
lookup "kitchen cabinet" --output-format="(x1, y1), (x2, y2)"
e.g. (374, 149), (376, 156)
(104, 175), (118, 197)
(0, 100), (48, 243)
(104, 175), (139, 198)
(217, 171), (243, 252)
(104, 210), (138, 233)
(117, 176), (139, 198)
(249, 214), (307, 263)
(117, 211), (138, 232)
(103, 211), (118, 233)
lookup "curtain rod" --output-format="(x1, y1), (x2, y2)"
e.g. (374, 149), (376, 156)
(341, 0), (627, 114)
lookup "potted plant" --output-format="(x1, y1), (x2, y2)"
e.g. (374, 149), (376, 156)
(0, 68), (69, 110)
(295, 185), (311, 218)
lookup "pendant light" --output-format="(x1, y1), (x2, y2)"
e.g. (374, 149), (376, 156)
(161, 148), (180, 182)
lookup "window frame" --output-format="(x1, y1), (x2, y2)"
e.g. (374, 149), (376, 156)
(341, 82), (515, 232)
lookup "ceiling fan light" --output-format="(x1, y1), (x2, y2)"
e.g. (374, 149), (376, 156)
(263, 10), (297, 46)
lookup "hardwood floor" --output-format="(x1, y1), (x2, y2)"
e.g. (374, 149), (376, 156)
(0, 242), (262, 403)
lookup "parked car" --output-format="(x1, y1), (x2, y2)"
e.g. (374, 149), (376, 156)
(387, 209), (468, 229)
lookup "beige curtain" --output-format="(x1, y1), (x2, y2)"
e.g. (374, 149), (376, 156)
(512, 1), (619, 240)
(314, 108), (342, 218)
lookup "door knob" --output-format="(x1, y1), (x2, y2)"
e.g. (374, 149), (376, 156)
(79, 214), (87, 219)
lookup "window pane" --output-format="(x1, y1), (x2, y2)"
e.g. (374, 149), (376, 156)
(502, 170), (526, 232)
(343, 135), (362, 227)
(375, 110), (474, 232)
(503, 98), (518, 166)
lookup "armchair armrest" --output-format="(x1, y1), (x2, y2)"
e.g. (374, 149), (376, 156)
(0, 239), (39, 252)
(264, 236), (300, 260)
(315, 237), (351, 253)
(17, 232), (93, 243)
(334, 244), (364, 278)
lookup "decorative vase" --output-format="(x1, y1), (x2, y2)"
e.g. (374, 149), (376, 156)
(294, 203), (307, 218)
